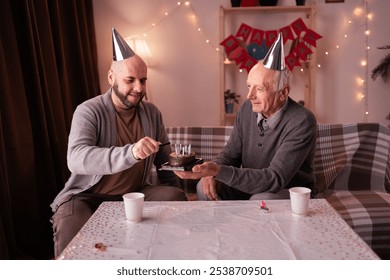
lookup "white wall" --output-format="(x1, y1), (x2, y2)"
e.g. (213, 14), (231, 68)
(93, 0), (390, 128)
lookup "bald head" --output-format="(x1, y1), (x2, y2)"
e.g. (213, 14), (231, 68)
(108, 54), (148, 109)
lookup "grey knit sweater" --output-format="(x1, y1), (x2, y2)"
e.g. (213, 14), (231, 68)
(214, 98), (317, 196)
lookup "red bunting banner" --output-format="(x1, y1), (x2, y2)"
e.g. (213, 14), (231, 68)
(220, 17), (322, 72)
(279, 25), (295, 43)
(220, 35), (239, 54)
(236, 23), (253, 42)
(265, 30), (278, 48)
(229, 46), (247, 64)
(291, 18), (308, 37)
(249, 28), (264, 45)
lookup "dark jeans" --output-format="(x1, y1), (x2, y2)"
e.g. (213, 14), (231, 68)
(51, 185), (187, 258)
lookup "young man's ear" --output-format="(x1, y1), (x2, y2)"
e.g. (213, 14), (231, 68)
(107, 69), (114, 86)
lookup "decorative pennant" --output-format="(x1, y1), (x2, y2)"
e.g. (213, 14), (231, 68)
(239, 56), (258, 73)
(236, 23), (253, 43)
(293, 42), (313, 61)
(289, 37), (300, 54)
(265, 30), (278, 47)
(249, 28), (265, 45)
(247, 40), (268, 60)
(290, 18), (308, 37)
(279, 25), (295, 43)
(302, 29), (323, 47)
(285, 53), (301, 71)
(220, 35), (239, 54)
(229, 46), (248, 64)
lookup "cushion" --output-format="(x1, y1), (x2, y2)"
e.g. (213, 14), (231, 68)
(325, 190), (390, 259)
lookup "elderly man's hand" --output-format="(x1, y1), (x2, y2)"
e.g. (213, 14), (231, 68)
(200, 176), (219, 200)
(174, 161), (221, 180)
(131, 136), (159, 160)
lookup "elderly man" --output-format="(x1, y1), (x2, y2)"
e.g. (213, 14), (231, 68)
(50, 28), (186, 258)
(175, 33), (317, 201)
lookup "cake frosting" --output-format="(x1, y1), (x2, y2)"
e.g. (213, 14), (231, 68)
(168, 152), (196, 167)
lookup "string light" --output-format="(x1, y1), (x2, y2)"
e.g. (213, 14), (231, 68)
(320, 0), (371, 121)
(125, 1), (220, 55)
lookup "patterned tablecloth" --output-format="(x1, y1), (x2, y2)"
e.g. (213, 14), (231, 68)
(58, 199), (379, 260)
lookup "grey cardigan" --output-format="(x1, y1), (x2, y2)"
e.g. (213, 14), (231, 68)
(51, 90), (177, 212)
(214, 98), (318, 196)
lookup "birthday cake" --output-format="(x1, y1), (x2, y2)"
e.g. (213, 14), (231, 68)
(168, 151), (196, 167)
(168, 144), (196, 167)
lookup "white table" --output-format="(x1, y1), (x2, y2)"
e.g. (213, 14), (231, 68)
(58, 199), (379, 260)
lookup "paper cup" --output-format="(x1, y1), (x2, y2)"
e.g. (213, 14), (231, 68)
(289, 187), (311, 216)
(123, 192), (144, 222)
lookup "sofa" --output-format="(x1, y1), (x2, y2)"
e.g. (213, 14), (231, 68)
(164, 123), (390, 259)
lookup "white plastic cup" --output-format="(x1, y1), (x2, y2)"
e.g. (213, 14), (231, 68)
(122, 192), (145, 222)
(289, 187), (311, 216)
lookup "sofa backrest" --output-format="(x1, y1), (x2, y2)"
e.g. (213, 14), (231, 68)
(314, 123), (390, 195)
(166, 126), (234, 161)
(166, 123), (390, 195)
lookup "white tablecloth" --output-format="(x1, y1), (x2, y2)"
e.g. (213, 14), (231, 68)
(58, 199), (379, 260)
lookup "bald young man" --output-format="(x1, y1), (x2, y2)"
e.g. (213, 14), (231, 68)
(50, 54), (186, 258)
(175, 60), (317, 201)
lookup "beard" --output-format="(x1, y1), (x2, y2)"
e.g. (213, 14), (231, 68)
(112, 83), (144, 109)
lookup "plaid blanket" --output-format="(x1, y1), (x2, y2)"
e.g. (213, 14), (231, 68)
(314, 123), (390, 194)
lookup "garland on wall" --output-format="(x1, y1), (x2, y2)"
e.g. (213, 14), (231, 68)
(125, 0), (373, 121)
(219, 19), (323, 72)
(318, 0), (371, 121)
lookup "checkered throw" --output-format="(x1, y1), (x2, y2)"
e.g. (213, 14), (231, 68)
(314, 123), (390, 194)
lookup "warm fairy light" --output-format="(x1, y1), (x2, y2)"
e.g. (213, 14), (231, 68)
(165, 12), (168, 16)
(317, 64), (321, 68)
(198, 28), (201, 32)
(206, 39), (210, 43)
(354, 7), (363, 16)
(177, 2), (181, 5)
(318, 0), (371, 121)
(185, 1), (190, 5)
(355, 77), (363, 85)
